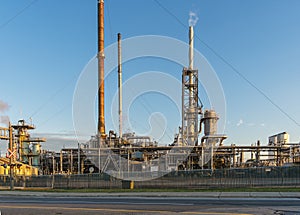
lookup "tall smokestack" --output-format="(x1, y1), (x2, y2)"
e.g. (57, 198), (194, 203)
(189, 26), (194, 70)
(98, 0), (106, 138)
(188, 26), (194, 108)
(118, 33), (123, 140)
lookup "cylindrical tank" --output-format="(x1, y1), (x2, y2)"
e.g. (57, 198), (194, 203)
(21, 142), (30, 164)
(202, 110), (219, 136)
(32, 143), (41, 167)
(32, 143), (40, 155)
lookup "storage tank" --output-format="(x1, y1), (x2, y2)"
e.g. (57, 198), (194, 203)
(202, 110), (219, 136)
(32, 143), (40, 155)
(268, 132), (289, 161)
(21, 142), (30, 164)
(268, 135), (277, 146)
(277, 132), (289, 145)
(32, 143), (41, 167)
(268, 132), (289, 146)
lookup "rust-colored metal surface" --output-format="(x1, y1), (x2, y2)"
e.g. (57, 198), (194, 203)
(98, 0), (106, 137)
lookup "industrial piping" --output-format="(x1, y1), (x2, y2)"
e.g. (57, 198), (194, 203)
(118, 33), (123, 140)
(189, 26), (194, 70)
(188, 26), (194, 108)
(98, 0), (106, 138)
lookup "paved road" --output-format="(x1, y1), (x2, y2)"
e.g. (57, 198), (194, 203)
(0, 195), (300, 215)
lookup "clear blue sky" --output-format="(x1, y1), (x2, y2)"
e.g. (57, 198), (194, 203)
(0, 0), (300, 152)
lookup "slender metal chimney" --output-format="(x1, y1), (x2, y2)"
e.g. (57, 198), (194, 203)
(189, 26), (194, 70)
(118, 33), (123, 140)
(98, 0), (106, 138)
(188, 26), (194, 108)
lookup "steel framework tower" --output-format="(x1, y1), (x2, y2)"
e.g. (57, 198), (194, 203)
(181, 26), (202, 146)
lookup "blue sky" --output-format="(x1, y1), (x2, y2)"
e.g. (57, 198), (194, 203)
(0, 0), (300, 152)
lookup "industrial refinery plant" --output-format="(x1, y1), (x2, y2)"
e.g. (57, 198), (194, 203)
(0, 0), (300, 185)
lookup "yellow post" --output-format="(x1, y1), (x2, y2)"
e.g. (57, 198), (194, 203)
(130, 180), (134, 190)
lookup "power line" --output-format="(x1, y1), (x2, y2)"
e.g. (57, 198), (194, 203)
(38, 104), (69, 128)
(125, 84), (174, 142)
(0, 0), (76, 123)
(153, 0), (300, 127)
(29, 82), (70, 119)
(28, 71), (79, 119)
(0, 0), (39, 30)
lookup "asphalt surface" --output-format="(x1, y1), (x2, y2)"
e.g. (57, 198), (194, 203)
(0, 192), (299, 214)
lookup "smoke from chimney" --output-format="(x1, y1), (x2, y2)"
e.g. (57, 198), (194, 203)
(0, 116), (9, 126)
(0, 100), (10, 126)
(188, 11), (199, 27)
(0, 100), (9, 113)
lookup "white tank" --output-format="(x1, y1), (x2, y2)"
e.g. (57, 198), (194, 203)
(268, 135), (277, 146)
(203, 110), (219, 136)
(268, 132), (289, 146)
(277, 132), (289, 145)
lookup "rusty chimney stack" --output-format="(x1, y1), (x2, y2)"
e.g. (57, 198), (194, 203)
(98, 0), (106, 138)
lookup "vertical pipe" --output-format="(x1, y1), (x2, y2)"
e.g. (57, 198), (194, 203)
(9, 122), (13, 152)
(127, 149), (130, 174)
(52, 153), (55, 188)
(256, 140), (260, 165)
(188, 26), (194, 145)
(98, 0), (106, 138)
(181, 72), (185, 146)
(118, 33), (123, 141)
(98, 148), (101, 173)
(78, 143), (80, 174)
(52, 153), (55, 174)
(188, 26), (194, 107)
(240, 150), (244, 166)
(201, 145), (204, 169)
(211, 144), (214, 170)
(60, 150), (63, 173)
(189, 26), (194, 70)
(232, 145), (236, 168)
(70, 150), (73, 174)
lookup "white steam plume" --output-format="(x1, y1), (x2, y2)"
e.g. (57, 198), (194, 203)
(188, 11), (199, 27)
(236, 119), (243, 127)
(0, 116), (10, 126)
(0, 100), (10, 126)
(0, 100), (9, 113)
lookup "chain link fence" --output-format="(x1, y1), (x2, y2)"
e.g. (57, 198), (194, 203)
(1, 166), (299, 189)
